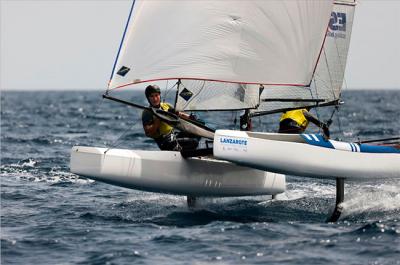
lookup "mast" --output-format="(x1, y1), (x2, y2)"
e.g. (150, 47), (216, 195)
(173, 79), (181, 110)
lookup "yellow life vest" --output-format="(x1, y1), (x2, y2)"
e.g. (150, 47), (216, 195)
(280, 109), (309, 129)
(157, 102), (174, 137)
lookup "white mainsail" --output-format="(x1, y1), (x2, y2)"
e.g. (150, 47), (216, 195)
(175, 80), (260, 111)
(109, 0), (334, 92)
(254, 0), (356, 114)
(315, 0), (356, 102)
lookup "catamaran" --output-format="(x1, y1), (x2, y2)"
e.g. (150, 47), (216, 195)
(70, 0), (399, 221)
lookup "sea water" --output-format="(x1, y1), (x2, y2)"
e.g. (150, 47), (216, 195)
(1, 90), (399, 265)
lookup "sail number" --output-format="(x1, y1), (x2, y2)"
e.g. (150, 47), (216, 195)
(329, 12), (346, 32)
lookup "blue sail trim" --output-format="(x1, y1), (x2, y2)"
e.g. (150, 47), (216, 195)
(301, 134), (400, 154)
(108, 0), (136, 87)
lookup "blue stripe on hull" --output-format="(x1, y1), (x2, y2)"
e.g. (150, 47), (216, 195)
(301, 134), (400, 154)
(301, 134), (334, 148)
(359, 144), (400, 153)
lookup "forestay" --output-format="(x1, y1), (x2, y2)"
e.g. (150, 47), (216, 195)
(109, 0), (334, 91)
(253, 0), (356, 115)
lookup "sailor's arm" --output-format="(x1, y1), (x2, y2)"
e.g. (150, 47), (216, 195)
(166, 104), (191, 119)
(143, 118), (160, 137)
(303, 110), (323, 127)
(303, 110), (330, 137)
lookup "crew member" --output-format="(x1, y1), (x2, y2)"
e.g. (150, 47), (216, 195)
(142, 85), (199, 151)
(279, 108), (330, 138)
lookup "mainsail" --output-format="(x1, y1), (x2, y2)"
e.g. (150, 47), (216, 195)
(175, 80), (261, 111)
(109, 0), (334, 94)
(252, 0), (356, 115)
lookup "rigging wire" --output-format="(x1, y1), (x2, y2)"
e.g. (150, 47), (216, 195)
(104, 122), (136, 154)
(335, 105), (343, 138)
(309, 79), (324, 135)
(321, 44), (340, 131)
(101, 88), (141, 154)
(322, 46), (337, 101)
(330, 35), (349, 137)
(162, 80), (178, 103)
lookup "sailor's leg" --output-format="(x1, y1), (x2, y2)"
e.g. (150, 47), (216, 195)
(157, 133), (181, 151)
(176, 131), (200, 151)
(240, 110), (252, 131)
(327, 177), (345, 222)
(187, 196), (196, 208)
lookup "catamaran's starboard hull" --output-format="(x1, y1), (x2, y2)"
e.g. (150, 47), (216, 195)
(214, 130), (400, 180)
(70, 146), (286, 196)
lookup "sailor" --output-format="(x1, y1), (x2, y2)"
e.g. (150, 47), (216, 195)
(142, 84), (199, 151)
(278, 108), (330, 138)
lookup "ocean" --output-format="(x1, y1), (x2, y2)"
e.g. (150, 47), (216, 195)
(1, 90), (399, 265)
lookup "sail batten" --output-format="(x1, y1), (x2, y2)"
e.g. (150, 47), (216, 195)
(109, 0), (334, 91)
(110, 77), (314, 91)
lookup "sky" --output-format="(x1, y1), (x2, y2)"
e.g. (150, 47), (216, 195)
(1, 0), (399, 91)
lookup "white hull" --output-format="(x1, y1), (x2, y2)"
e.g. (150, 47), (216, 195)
(70, 146), (286, 196)
(214, 130), (400, 180)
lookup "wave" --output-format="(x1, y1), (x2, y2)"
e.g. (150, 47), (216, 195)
(341, 182), (400, 220)
(1, 163), (93, 185)
(2, 136), (53, 145)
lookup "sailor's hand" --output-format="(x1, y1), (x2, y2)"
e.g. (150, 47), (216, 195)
(177, 111), (190, 119)
(189, 113), (198, 120)
(322, 124), (330, 139)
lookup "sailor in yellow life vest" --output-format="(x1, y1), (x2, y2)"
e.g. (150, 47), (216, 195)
(142, 85), (200, 151)
(279, 108), (330, 138)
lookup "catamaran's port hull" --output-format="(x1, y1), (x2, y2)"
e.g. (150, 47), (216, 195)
(70, 146), (286, 196)
(214, 130), (400, 180)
